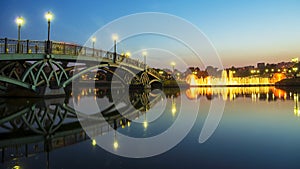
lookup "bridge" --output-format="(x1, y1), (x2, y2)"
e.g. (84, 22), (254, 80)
(0, 38), (162, 96)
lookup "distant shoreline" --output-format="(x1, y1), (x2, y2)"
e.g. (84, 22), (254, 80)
(162, 80), (276, 88)
(189, 84), (275, 87)
(275, 77), (300, 87)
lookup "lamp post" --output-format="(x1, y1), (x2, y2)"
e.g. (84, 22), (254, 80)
(92, 37), (96, 56)
(16, 17), (24, 53)
(142, 51), (147, 71)
(45, 11), (53, 54)
(112, 34), (118, 63)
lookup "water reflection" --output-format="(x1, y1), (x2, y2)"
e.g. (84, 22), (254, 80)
(186, 86), (300, 118)
(294, 93), (300, 117)
(185, 86), (294, 101)
(0, 98), (83, 168)
(0, 88), (161, 168)
(1, 86), (300, 168)
(77, 87), (166, 152)
(171, 95), (177, 117)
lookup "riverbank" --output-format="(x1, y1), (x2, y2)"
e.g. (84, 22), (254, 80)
(189, 84), (274, 87)
(162, 80), (276, 88)
(275, 77), (300, 86)
(162, 80), (188, 88)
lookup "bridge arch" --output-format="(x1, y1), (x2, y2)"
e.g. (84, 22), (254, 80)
(0, 75), (35, 91)
(63, 64), (142, 87)
(21, 59), (69, 88)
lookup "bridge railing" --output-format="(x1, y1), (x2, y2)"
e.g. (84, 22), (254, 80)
(148, 68), (163, 79)
(51, 41), (112, 58)
(121, 57), (146, 69)
(0, 38), (156, 71)
(0, 38), (46, 54)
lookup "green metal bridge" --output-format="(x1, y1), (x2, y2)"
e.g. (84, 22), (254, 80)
(0, 38), (162, 96)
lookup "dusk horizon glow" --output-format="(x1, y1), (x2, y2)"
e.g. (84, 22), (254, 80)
(1, 1), (300, 168)
(1, 0), (300, 69)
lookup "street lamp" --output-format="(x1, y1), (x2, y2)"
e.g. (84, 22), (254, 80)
(293, 67), (298, 72)
(125, 51), (131, 58)
(112, 34), (118, 63)
(142, 51), (147, 71)
(171, 62), (176, 73)
(15, 17), (24, 53)
(91, 37), (96, 56)
(45, 11), (53, 54)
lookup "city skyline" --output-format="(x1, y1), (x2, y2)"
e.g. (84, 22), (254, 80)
(1, 0), (300, 70)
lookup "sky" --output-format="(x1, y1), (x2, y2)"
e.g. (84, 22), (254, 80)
(1, 0), (300, 70)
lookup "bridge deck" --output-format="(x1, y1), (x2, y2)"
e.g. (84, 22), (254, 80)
(0, 38), (163, 96)
(0, 38), (146, 68)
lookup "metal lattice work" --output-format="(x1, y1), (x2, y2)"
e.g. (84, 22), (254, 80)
(63, 65), (142, 87)
(140, 72), (150, 86)
(21, 104), (72, 135)
(0, 61), (33, 91)
(0, 61), (162, 94)
(0, 59), (70, 92)
(21, 59), (69, 89)
(0, 38), (163, 94)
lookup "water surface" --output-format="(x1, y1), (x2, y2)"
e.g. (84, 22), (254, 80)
(1, 87), (300, 169)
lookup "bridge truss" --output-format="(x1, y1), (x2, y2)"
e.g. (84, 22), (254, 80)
(0, 38), (163, 96)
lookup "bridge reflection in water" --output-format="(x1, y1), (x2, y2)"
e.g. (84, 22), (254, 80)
(0, 87), (163, 168)
(0, 86), (299, 168)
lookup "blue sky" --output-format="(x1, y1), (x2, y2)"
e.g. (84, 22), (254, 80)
(1, 0), (300, 69)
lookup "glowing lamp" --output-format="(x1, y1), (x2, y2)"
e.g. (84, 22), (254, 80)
(142, 51), (147, 56)
(16, 17), (24, 26)
(112, 34), (118, 41)
(45, 11), (53, 22)
(125, 51), (131, 57)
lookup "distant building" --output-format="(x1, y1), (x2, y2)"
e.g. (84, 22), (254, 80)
(257, 62), (265, 69)
(244, 66), (255, 69)
(292, 57), (298, 63)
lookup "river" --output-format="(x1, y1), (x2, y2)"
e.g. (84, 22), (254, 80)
(0, 86), (300, 169)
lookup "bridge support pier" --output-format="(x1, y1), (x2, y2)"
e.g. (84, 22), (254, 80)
(43, 86), (65, 97)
